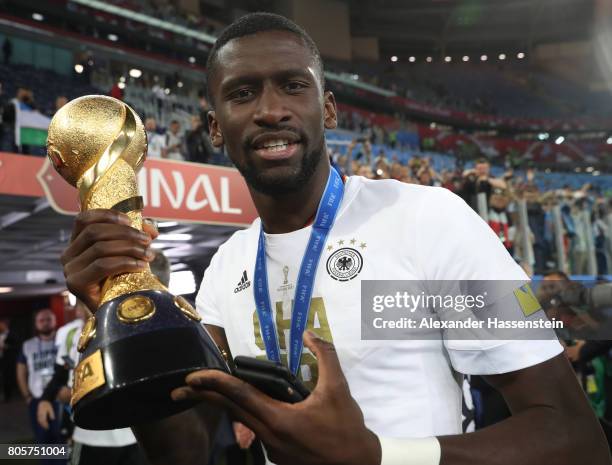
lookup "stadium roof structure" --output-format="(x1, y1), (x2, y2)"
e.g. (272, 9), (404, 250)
(347, 0), (595, 57)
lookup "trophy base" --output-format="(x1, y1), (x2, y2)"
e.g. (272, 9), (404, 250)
(72, 290), (228, 430)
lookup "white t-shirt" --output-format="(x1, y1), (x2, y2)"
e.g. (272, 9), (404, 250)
(165, 131), (184, 161)
(146, 131), (166, 159)
(55, 320), (137, 447)
(19, 336), (56, 398)
(196, 176), (562, 441)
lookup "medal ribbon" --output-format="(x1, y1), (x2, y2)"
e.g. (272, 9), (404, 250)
(254, 167), (344, 375)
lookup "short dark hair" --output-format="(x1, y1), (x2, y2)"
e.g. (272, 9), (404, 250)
(543, 270), (570, 281)
(205, 12), (324, 106)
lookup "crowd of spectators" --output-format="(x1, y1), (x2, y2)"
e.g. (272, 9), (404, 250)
(334, 139), (612, 277)
(0, 80), (220, 164)
(105, 0), (221, 35)
(0, 72), (610, 280)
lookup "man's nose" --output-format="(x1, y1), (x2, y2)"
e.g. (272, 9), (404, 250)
(253, 87), (291, 126)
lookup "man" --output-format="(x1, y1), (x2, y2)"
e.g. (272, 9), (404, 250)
(37, 302), (147, 465)
(185, 114), (214, 164)
(16, 309), (64, 463)
(61, 12), (609, 465)
(460, 158), (505, 212)
(487, 186), (513, 255)
(164, 120), (184, 160)
(2, 86), (33, 152)
(144, 117), (166, 159)
(2, 37), (12, 65)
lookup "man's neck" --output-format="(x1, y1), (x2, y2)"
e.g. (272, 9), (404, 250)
(38, 333), (53, 342)
(252, 161), (331, 234)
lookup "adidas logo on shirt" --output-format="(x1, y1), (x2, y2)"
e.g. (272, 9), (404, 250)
(234, 270), (251, 293)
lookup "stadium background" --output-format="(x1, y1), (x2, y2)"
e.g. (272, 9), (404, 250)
(0, 0), (611, 463)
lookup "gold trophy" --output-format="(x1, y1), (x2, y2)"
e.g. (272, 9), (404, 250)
(47, 95), (227, 429)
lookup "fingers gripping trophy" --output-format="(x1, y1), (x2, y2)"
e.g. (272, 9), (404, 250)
(47, 95), (228, 429)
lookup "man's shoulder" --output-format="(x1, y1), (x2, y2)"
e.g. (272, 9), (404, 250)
(349, 176), (460, 211)
(55, 319), (83, 345)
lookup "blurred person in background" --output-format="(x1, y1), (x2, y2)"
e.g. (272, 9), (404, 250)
(571, 195), (590, 275)
(144, 117), (166, 159)
(607, 199), (612, 269)
(416, 164), (439, 187)
(0, 318), (8, 400)
(16, 308), (64, 463)
(461, 158), (492, 207)
(163, 119), (184, 160)
(537, 271), (601, 338)
(185, 114), (214, 164)
(566, 333), (612, 446)
(2, 86), (35, 152)
(593, 201), (609, 275)
(488, 187), (514, 255)
(0, 318), (17, 402)
(2, 37), (12, 65)
(345, 137), (372, 174)
(523, 183), (550, 274)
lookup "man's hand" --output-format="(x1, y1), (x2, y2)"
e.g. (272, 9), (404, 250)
(233, 422), (255, 449)
(61, 210), (158, 311)
(57, 386), (71, 404)
(37, 400), (55, 430)
(171, 331), (381, 465)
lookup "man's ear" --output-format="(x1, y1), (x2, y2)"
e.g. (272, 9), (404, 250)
(208, 110), (224, 147)
(323, 91), (337, 130)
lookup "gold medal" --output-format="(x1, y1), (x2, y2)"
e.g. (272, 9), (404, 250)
(117, 295), (156, 323)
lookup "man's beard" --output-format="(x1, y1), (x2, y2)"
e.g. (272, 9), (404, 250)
(38, 329), (53, 336)
(237, 140), (324, 196)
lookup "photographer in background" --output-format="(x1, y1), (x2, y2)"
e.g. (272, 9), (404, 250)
(536, 272), (612, 446)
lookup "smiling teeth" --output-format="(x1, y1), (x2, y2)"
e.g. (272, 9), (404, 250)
(262, 139), (290, 148)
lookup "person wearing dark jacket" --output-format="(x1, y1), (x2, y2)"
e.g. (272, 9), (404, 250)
(185, 115), (214, 164)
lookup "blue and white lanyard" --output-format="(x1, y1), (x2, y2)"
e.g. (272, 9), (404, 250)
(253, 167), (344, 376)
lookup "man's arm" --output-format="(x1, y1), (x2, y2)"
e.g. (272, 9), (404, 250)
(40, 363), (68, 402)
(173, 336), (610, 465)
(16, 361), (30, 402)
(438, 354), (610, 465)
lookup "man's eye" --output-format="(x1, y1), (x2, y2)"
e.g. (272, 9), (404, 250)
(230, 89), (254, 101)
(285, 82), (306, 92)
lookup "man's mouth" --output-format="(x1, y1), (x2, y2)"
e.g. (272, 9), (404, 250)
(253, 138), (301, 160)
